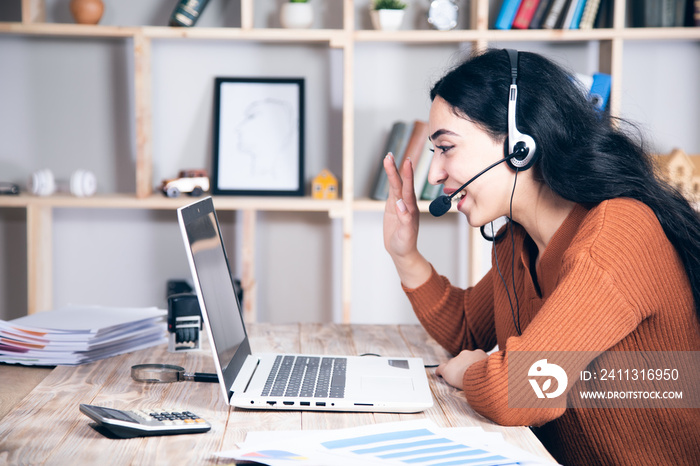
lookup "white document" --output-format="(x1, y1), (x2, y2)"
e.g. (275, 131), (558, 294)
(216, 419), (559, 466)
(2, 306), (166, 334)
(0, 306), (167, 366)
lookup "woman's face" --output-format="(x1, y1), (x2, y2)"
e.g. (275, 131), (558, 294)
(427, 96), (515, 227)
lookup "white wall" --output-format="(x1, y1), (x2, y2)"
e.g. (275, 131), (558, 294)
(1, 1), (699, 323)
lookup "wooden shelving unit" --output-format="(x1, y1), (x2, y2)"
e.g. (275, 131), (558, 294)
(1, 0), (698, 321)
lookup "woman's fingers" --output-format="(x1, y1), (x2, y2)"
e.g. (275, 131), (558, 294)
(385, 153), (418, 211)
(400, 156), (417, 206)
(384, 152), (403, 201)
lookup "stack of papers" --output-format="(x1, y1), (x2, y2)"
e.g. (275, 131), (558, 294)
(0, 306), (167, 366)
(216, 419), (558, 466)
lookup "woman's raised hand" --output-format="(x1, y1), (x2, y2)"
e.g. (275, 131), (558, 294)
(382, 153), (432, 289)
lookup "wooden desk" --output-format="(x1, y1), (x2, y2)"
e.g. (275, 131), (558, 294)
(0, 324), (555, 464)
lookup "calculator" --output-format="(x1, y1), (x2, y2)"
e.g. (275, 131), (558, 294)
(79, 404), (211, 438)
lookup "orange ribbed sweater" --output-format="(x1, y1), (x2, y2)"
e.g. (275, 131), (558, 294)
(404, 199), (700, 465)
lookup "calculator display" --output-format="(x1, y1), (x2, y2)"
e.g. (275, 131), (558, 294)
(99, 407), (139, 422)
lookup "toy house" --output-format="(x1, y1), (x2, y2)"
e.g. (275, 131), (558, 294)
(311, 169), (338, 200)
(655, 148), (700, 207)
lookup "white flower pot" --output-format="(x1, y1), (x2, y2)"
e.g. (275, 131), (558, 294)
(280, 3), (314, 29)
(370, 9), (405, 31)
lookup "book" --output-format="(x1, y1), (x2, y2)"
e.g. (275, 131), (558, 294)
(400, 120), (430, 193)
(543, 0), (570, 28)
(568, 0), (589, 27)
(371, 120), (427, 201)
(631, 0), (646, 26)
(661, 0), (676, 26)
(412, 139), (434, 198)
(578, 0), (602, 28)
(529, 0), (555, 28)
(371, 121), (409, 200)
(561, 0), (582, 28)
(644, 0), (663, 26)
(512, 0), (543, 29)
(674, 0), (688, 26)
(495, 0), (524, 29)
(594, 0), (614, 27)
(169, 0), (211, 27)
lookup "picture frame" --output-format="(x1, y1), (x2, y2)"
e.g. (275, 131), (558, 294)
(212, 77), (305, 196)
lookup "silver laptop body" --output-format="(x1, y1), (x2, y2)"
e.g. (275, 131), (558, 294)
(177, 197), (433, 413)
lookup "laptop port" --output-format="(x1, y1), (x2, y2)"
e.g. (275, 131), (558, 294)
(266, 401), (276, 406)
(300, 401), (310, 406)
(283, 401), (294, 406)
(315, 402), (326, 406)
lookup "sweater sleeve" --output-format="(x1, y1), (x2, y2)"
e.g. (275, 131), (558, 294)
(403, 265), (497, 355)
(462, 253), (641, 427)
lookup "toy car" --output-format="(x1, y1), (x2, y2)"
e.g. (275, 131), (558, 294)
(160, 170), (209, 198)
(0, 182), (20, 195)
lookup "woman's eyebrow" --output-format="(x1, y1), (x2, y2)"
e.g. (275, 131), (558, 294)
(430, 129), (459, 140)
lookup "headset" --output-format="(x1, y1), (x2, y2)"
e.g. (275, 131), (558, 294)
(504, 48), (537, 171)
(429, 48), (538, 217)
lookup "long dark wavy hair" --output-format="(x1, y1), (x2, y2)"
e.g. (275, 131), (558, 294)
(430, 48), (700, 319)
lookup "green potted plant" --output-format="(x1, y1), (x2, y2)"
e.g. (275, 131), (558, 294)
(281, 0), (314, 29)
(370, 0), (407, 31)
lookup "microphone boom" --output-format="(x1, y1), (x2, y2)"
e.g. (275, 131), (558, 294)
(428, 155), (512, 217)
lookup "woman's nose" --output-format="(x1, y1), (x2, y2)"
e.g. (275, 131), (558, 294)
(427, 156), (447, 186)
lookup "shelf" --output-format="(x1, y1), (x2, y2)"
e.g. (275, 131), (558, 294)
(0, 22), (137, 38)
(0, 194), (345, 215)
(142, 26), (348, 47)
(354, 28), (619, 43)
(3, 22), (698, 45)
(0, 22), (348, 46)
(620, 27), (700, 40)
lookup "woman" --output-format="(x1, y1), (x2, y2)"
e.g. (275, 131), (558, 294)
(383, 48), (700, 465)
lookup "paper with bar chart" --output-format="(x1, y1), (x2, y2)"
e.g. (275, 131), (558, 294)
(216, 419), (558, 465)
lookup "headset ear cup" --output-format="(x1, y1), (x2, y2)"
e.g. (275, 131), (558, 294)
(504, 135), (538, 171)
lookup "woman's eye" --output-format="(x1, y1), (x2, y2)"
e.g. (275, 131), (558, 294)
(430, 145), (453, 154)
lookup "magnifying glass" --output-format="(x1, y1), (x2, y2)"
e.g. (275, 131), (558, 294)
(131, 364), (218, 383)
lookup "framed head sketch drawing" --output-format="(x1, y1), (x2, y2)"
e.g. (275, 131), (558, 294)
(212, 77), (304, 196)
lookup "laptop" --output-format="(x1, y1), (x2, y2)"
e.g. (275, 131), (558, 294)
(177, 197), (433, 413)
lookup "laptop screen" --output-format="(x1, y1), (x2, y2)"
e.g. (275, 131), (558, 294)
(178, 197), (251, 396)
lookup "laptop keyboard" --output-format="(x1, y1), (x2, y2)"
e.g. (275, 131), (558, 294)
(261, 355), (347, 399)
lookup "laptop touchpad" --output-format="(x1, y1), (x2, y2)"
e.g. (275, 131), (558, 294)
(361, 376), (414, 393)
